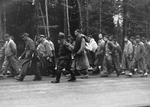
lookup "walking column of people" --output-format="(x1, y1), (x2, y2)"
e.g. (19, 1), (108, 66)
(0, 29), (149, 83)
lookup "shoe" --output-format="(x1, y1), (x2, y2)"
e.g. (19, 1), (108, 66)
(138, 70), (143, 74)
(141, 72), (148, 77)
(80, 75), (88, 79)
(0, 75), (5, 80)
(88, 67), (93, 71)
(33, 77), (42, 81)
(68, 77), (76, 82)
(101, 71), (109, 77)
(15, 76), (24, 81)
(101, 74), (108, 77)
(116, 71), (120, 77)
(120, 71), (125, 75)
(51, 80), (60, 83)
(126, 72), (133, 77)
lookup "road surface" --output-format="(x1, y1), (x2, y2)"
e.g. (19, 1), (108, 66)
(0, 76), (150, 107)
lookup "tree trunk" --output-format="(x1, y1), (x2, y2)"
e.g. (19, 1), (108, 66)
(123, 0), (128, 48)
(85, 0), (89, 35)
(66, 0), (70, 36)
(45, 0), (50, 37)
(77, 0), (83, 31)
(99, 0), (102, 33)
(64, 0), (67, 34)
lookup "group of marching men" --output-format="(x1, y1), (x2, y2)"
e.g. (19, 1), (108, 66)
(0, 29), (149, 83)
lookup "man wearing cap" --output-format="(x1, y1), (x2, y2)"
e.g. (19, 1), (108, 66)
(143, 37), (150, 75)
(51, 32), (75, 83)
(40, 35), (54, 76)
(16, 33), (41, 81)
(94, 33), (105, 74)
(72, 29), (89, 79)
(130, 35), (147, 77)
(101, 35), (115, 77)
(121, 36), (133, 75)
(1, 33), (20, 77)
(112, 36), (122, 76)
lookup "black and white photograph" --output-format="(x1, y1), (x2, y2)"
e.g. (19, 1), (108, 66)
(0, 0), (150, 107)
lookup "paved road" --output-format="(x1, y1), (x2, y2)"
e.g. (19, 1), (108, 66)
(0, 76), (150, 107)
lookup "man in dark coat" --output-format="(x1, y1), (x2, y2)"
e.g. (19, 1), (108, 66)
(16, 33), (41, 81)
(72, 29), (89, 79)
(101, 35), (114, 77)
(112, 37), (122, 76)
(51, 32), (76, 83)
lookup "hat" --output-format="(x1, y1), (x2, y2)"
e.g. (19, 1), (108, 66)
(130, 36), (134, 39)
(58, 32), (65, 39)
(21, 33), (29, 38)
(98, 33), (103, 39)
(88, 35), (93, 38)
(142, 36), (145, 39)
(59, 32), (65, 36)
(104, 34), (109, 38)
(136, 35), (140, 39)
(4, 33), (10, 37)
(40, 35), (45, 38)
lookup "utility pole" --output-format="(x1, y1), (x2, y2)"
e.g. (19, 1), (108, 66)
(45, 0), (50, 37)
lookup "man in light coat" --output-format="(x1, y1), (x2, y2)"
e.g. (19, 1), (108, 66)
(2, 34), (20, 77)
(121, 36), (133, 74)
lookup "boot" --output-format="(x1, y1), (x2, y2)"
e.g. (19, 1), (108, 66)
(141, 72), (148, 77)
(100, 70), (109, 77)
(15, 75), (24, 81)
(116, 70), (120, 77)
(126, 72), (133, 77)
(51, 80), (60, 83)
(51, 70), (61, 83)
(68, 70), (76, 82)
(68, 76), (76, 82)
(80, 74), (88, 79)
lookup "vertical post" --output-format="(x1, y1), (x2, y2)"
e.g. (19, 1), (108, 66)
(66, 0), (70, 36)
(39, 2), (47, 35)
(45, 0), (50, 37)
(123, 0), (128, 48)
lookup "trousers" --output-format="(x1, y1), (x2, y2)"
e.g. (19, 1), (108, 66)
(2, 55), (20, 75)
